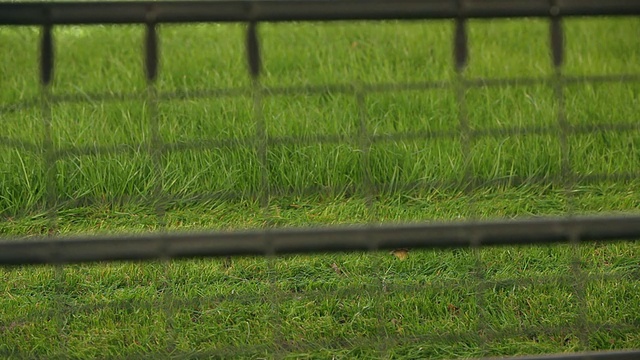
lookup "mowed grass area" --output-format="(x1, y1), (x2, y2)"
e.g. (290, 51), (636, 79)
(1, 16), (640, 359)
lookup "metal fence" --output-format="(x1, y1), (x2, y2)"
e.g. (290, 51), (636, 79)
(1, 1), (640, 359)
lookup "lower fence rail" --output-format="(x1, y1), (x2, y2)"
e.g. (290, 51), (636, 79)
(2, 215), (640, 265)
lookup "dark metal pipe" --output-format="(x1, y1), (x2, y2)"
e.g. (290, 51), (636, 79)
(2, 215), (639, 265)
(1, 0), (640, 26)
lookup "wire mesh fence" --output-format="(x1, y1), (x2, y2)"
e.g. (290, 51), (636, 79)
(1, 1), (640, 359)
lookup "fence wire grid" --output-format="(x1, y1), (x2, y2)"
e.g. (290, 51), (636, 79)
(1, 1), (640, 359)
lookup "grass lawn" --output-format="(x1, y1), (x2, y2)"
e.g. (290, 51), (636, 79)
(1, 14), (639, 359)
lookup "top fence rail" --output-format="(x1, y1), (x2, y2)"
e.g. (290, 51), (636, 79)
(2, 0), (640, 25)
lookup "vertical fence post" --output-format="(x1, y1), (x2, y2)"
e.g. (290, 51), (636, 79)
(145, 9), (162, 219)
(41, 19), (57, 236)
(454, 4), (470, 188)
(145, 9), (167, 231)
(247, 21), (268, 211)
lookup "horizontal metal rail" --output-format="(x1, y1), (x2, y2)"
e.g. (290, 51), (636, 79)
(1, 0), (640, 25)
(473, 350), (640, 360)
(2, 214), (640, 265)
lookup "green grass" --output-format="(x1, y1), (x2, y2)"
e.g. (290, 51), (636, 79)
(1, 16), (640, 359)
